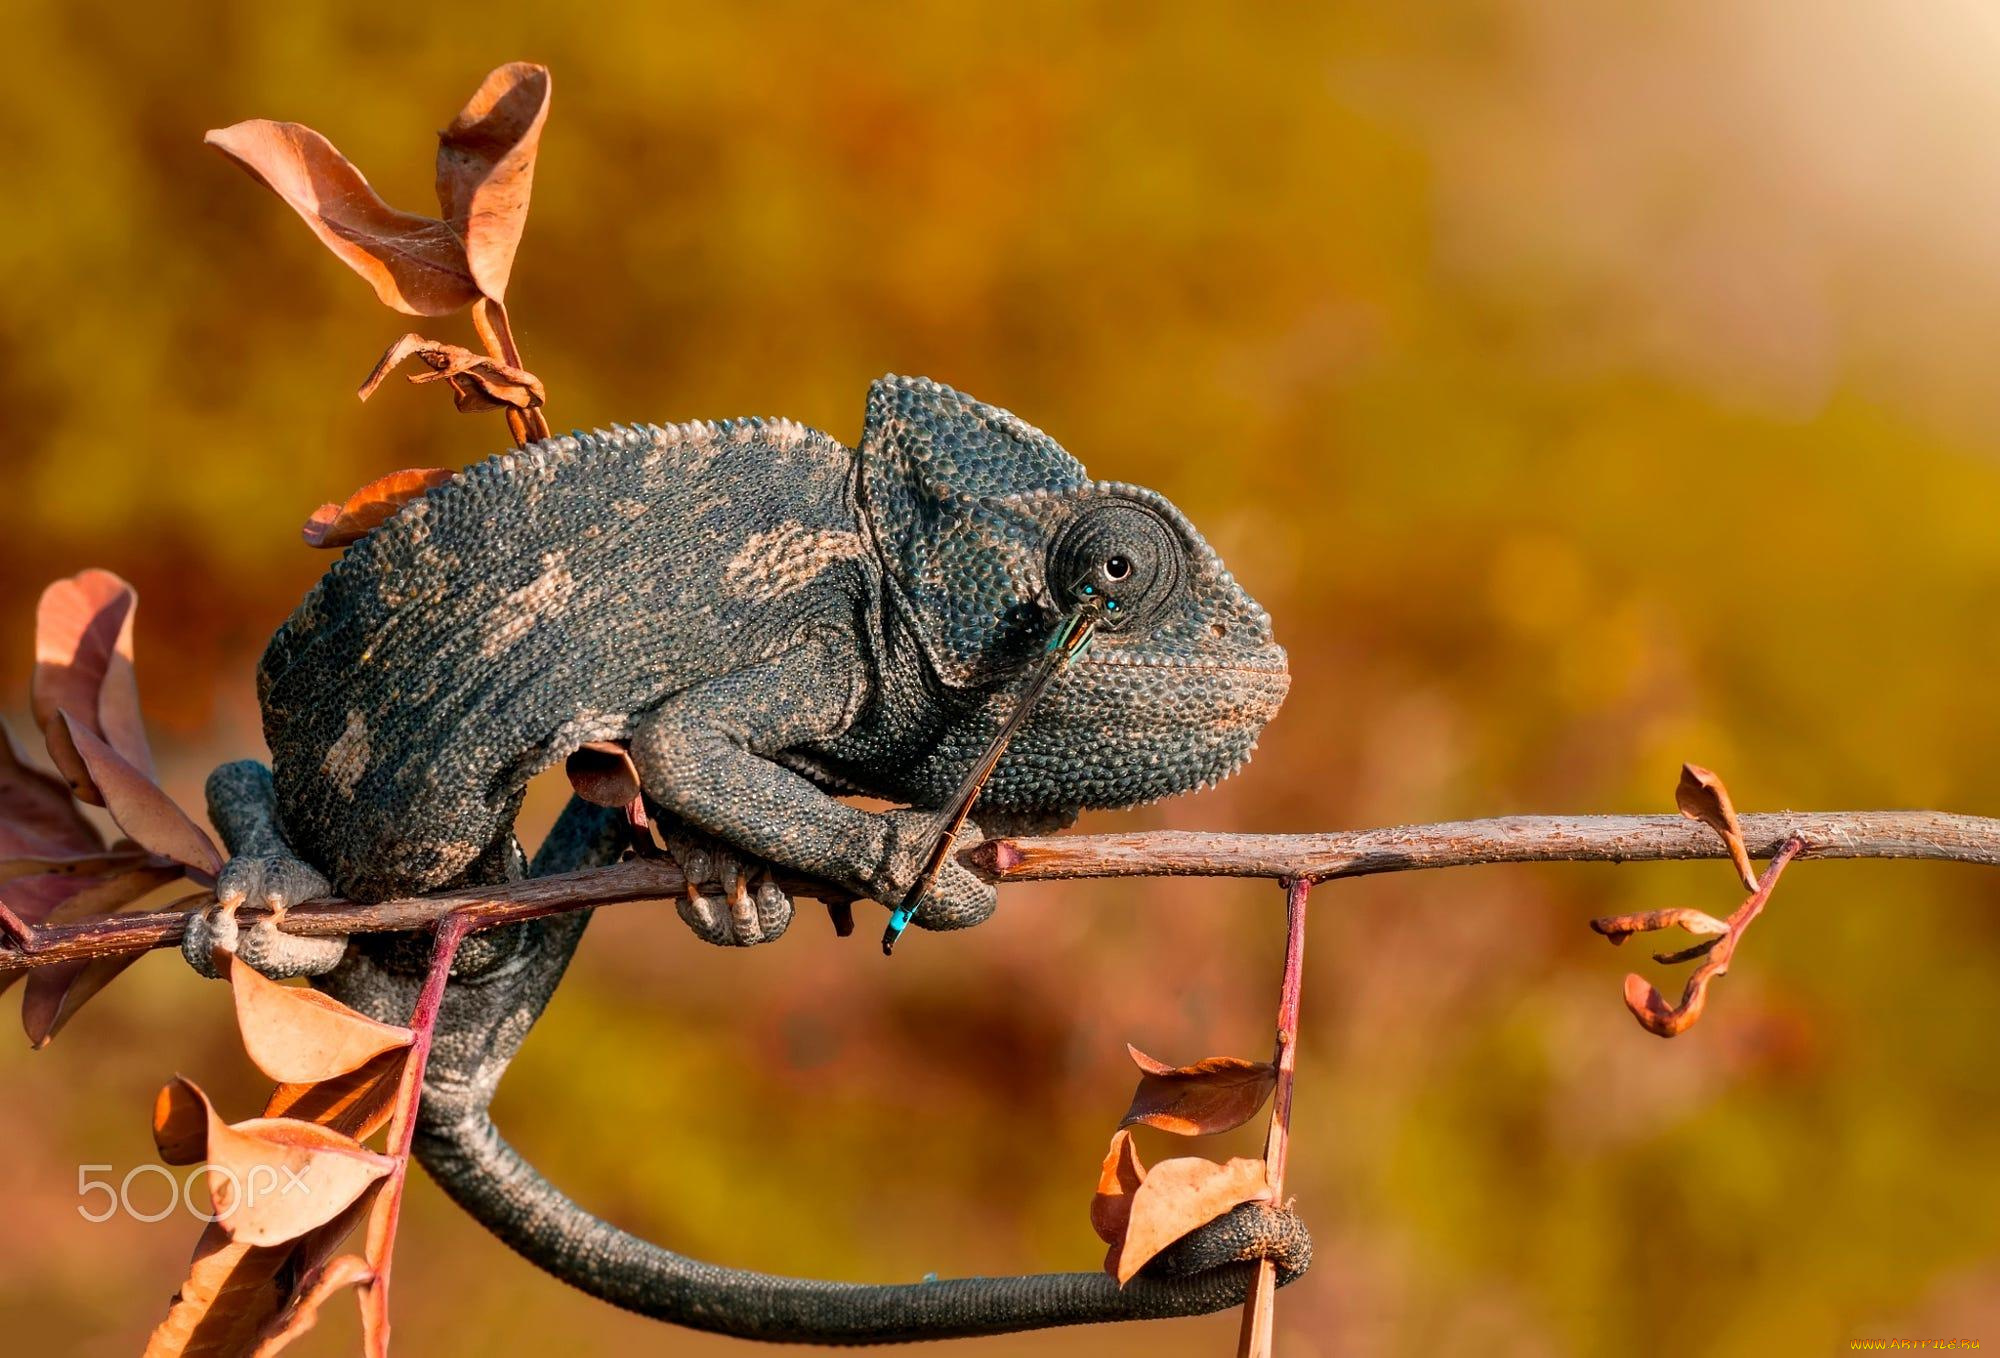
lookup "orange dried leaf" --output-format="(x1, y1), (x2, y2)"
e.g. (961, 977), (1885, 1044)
(249, 1252), (374, 1356)
(58, 715), (221, 876)
(174, 1080), (393, 1248)
(357, 333), (544, 415)
(1676, 763), (1756, 890)
(1091, 1128), (1148, 1281)
(229, 954), (412, 1084)
(0, 719), (102, 858)
(155, 1077), (211, 1165)
(33, 569), (156, 789)
(205, 121), (479, 317)
(1622, 970), (1713, 1038)
(1115, 1155), (1271, 1285)
(144, 1080), (384, 1357)
(1120, 1045), (1277, 1137)
(435, 62), (551, 301)
(143, 1219), (293, 1358)
(265, 1046), (406, 1140)
(22, 952), (144, 1048)
(301, 467), (455, 549)
(566, 741), (641, 808)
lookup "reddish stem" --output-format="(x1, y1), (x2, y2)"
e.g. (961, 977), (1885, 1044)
(1238, 877), (1311, 1358)
(472, 297), (550, 443)
(359, 909), (473, 1357)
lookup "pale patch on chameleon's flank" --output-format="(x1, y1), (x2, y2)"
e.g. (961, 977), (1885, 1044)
(481, 552), (577, 658)
(724, 523), (867, 603)
(322, 709), (372, 799)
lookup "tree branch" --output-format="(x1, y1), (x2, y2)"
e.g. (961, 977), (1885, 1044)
(5, 809), (1998, 976)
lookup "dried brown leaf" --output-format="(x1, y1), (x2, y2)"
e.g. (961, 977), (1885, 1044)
(566, 741), (641, 808)
(301, 466), (454, 549)
(169, 1078), (394, 1248)
(1119, 1045), (1277, 1137)
(205, 121), (479, 317)
(143, 1220), (292, 1358)
(155, 1077), (212, 1165)
(1115, 1155), (1271, 1285)
(1676, 763), (1756, 890)
(435, 62), (550, 301)
(1091, 1128), (1148, 1280)
(0, 718), (100, 858)
(357, 333), (544, 415)
(229, 954), (412, 1084)
(33, 569), (156, 793)
(1589, 907), (1731, 947)
(249, 1252), (375, 1357)
(265, 1047), (405, 1139)
(58, 714), (222, 876)
(22, 953), (144, 1047)
(1622, 970), (1712, 1038)
(145, 1082), (384, 1357)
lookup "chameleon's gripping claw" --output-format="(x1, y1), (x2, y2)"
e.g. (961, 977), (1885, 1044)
(882, 599), (1102, 955)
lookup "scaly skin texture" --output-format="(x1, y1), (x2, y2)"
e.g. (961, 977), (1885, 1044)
(192, 376), (1305, 1342)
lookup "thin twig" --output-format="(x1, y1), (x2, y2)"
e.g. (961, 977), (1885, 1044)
(5, 810), (2000, 975)
(361, 909), (474, 1356)
(1237, 878), (1311, 1358)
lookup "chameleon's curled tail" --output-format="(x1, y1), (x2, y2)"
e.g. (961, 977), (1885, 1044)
(414, 1111), (1310, 1345)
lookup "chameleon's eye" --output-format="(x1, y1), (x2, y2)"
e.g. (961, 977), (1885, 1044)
(1047, 499), (1185, 631)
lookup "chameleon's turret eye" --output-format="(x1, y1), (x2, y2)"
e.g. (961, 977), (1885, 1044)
(1047, 498), (1185, 631)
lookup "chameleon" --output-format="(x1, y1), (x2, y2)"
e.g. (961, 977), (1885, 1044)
(182, 374), (1310, 1342)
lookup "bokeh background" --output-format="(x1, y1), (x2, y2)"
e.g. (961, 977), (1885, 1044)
(6, 2), (2000, 1354)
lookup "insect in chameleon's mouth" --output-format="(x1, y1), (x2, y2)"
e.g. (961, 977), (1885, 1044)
(881, 594), (1106, 955)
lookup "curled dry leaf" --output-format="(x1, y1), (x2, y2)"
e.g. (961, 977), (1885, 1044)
(1589, 907), (1731, 948)
(58, 715), (222, 876)
(435, 62), (550, 301)
(249, 1252), (375, 1357)
(0, 719), (100, 859)
(228, 954), (412, 1085)
(205, 121), (480, 317)
(1601, 837), (1804, 1038)
(301, 466), (455, 549)
(155, 1077), (212, 1165)
(33, 569), (156, 797)
(167, 1078), (394, 1248)
(1120, 1044), (1277, 1137)
(1622, 971), (1712, 1038)
(358, 332), (545, 415)
(1116, 1154), (1271, 1285)
(566, 741), (641, 808)
(1677, 763), (1757, 891)
(1091, 1128), (1148, 1279)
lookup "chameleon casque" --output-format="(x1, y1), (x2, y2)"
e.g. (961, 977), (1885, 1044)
(181, 374), (1310, 1343)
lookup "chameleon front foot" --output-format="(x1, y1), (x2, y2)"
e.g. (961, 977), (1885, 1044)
(181, 852), (348, 980)
(660, 830), (793, 947)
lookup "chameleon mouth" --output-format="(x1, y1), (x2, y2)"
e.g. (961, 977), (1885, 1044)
(1079, 641), (1290, 676)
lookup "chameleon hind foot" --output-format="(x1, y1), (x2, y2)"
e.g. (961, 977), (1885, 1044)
(661, 830), (793, 947)
(181, 852), (347, 980)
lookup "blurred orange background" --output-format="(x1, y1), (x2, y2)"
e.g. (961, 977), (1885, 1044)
(6, 3), (2000, 1355)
